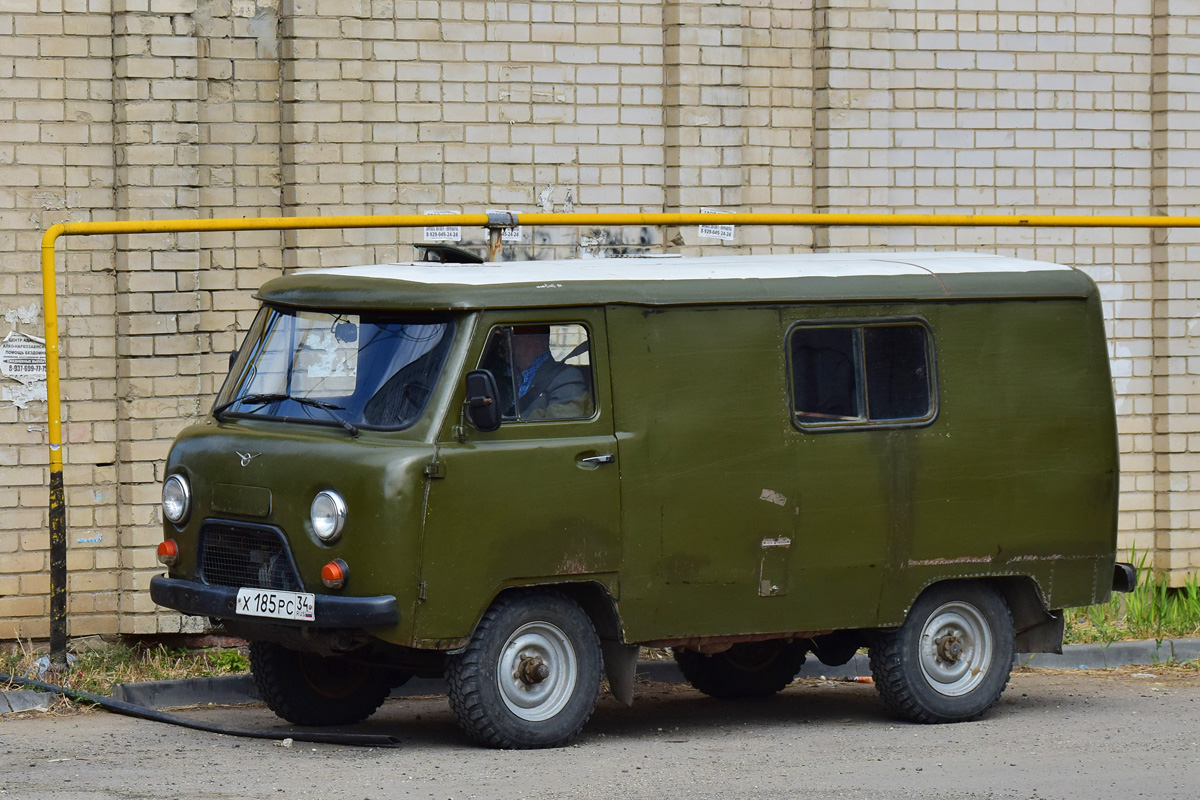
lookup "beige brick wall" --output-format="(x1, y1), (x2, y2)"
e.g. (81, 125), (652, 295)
(1, 0), (117, 641)
(1, 0), (1198, 641)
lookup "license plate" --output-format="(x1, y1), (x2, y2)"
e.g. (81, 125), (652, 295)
(235, 588), (316, 622)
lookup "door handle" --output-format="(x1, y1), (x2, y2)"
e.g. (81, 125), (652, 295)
(578, 453), (615, 466)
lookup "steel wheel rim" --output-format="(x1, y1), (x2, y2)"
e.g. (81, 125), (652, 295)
(497, 621), (577, 722)
(917, 600), (993, 697)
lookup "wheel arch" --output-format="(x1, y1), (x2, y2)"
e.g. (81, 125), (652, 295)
(485, 580), (638, 705)
(481, 580), (622, 639)
(985, 575), (1064, 654)
(902, 575), (1062, 654)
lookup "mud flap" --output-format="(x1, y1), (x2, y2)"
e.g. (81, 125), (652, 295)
(600, 639), (638, 706)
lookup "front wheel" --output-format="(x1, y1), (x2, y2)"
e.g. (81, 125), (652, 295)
(445, 590), (602, 749)
(249, 642), (392, 726)
(869, 581), (1015, 724)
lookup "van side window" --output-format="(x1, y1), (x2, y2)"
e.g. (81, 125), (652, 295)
(790, 322), (933, 428)
(478, 323), (595, 422)
(791, 327), (863, 421)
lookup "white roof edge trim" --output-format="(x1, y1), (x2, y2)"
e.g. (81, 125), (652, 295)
(294, 252), (1074, 286)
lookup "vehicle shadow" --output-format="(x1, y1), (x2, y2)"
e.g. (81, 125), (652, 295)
(173, 676), (1056, 751)
(353, 681), (891, 749)
(584, 680), (890, 740)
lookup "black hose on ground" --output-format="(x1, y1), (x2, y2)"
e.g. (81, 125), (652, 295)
(0, 672), (401, 747)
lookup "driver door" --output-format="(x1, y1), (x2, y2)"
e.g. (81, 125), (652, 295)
(414, 308), (621, 645)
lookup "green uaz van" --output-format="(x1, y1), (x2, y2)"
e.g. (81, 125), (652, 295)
(150, 251), (1134, 748)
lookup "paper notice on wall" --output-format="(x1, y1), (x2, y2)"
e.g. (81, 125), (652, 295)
(698, 208), (735, 241)
(1, 331), (48, 408)
(1, 331), (46, 384)
(423, 210), (462, 242)
(2, 382), (47, 409)
(486, 209), (523, 243)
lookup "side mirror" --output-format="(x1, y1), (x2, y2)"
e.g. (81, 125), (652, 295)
(465, 369), (502, 432)
(228, 350), (239, 371)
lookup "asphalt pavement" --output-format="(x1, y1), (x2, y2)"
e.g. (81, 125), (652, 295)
(4, 667), (1199, 800)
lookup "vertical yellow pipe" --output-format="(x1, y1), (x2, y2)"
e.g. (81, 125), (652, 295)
(40, 224), (67, 666)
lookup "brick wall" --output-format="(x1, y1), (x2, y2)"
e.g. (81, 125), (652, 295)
(1, 0), (118, 639)
(1, 0), (1197, 640)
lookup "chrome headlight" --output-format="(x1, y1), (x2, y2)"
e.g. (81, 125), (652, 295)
(162, 474), (191, 524)
(310, 490), (347, 542)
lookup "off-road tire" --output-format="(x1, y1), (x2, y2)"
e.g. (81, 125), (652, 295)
(673, 641), (807, 699)
(249, 641), (391, 726)
(445, 590), (602, 749)
(869, 581), (1015, 724)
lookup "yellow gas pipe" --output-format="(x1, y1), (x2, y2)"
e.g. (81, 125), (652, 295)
(38, 210), (1200, 663)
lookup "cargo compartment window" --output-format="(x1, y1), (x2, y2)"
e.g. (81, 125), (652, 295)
(478, 323), (595, 422)
(790, 322), (934, 429)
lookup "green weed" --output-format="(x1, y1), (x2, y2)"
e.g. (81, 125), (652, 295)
(1064, 550), (1200, 645)
(1, 639), (250, 698)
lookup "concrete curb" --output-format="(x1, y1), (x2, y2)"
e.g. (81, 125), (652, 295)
(1016, 637), (1200, 670)
(97, 637), (1199, 710)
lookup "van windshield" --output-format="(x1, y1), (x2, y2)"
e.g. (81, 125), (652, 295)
(214, 307), (454, 431)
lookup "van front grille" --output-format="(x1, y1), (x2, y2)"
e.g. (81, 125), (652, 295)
(198, 523), (303, 592)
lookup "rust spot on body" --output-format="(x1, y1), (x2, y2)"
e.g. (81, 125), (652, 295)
(907, 556), (993, 567)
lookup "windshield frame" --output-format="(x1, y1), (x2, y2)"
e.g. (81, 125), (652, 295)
(214, 305), (456, 433)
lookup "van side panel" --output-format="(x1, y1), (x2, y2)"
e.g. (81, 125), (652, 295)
(874, 294), (1119, 623)
(607, 305), (819, 641)
(608, 291), (1117, 644)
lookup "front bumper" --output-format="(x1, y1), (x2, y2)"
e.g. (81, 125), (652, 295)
(150, 575), (399, 628)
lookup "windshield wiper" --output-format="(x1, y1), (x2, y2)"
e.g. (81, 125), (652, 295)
(213, 393), (288, 418)
(213, 393), (359, 437)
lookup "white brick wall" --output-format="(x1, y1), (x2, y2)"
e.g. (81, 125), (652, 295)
(1, 0), (1198, 640)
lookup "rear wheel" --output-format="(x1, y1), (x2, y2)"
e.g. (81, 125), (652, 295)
(445, 590), (602, 749)
(869, 581), (1015, 723)
(674, 640), (806, 699)
(249, 642), (391, 726)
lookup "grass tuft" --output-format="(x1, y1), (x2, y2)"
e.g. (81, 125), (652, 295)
(1, 639), (250, 700)
(1064, 549), (1200, 645)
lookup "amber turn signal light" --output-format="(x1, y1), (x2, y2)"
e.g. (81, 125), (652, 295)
(157, 539), (179, 567)
(321, 558), (349, 589)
